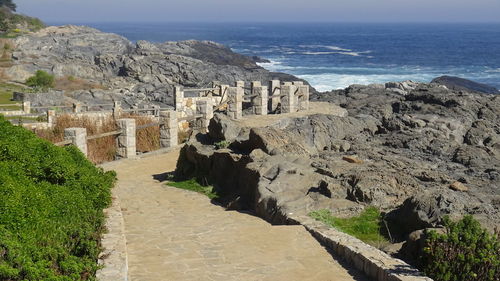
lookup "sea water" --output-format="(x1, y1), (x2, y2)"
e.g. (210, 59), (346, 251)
(53, 22), (500, 92)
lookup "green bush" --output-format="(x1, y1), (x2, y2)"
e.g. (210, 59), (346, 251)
(214, 140), (230, 149)
(0, 116), (116, 280)
(419, 215), (500, 281)
(25, 70), (55, 90)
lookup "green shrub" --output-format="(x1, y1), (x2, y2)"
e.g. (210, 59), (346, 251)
(0, 116), (116, 280)
(25, 70), (55, 90)
(214, 140), (230, 149)
(419, 215), (500, 281)
(309, 207), (390, 246)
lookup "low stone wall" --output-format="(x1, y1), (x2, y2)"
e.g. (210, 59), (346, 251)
(13, 90), (66, 106)
(289, 215), (433, 281)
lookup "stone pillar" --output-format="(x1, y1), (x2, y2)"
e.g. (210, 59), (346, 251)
(73, 102), (82, 113)
(113, 101), (122, 119)
(160, 110), (178, 148)
(153, 105), (160, 117)
(22, 101), (31, 114)
(174, 86), (184, 112)
(64, 128), (87, 157)
(227, 86), (243, 119)
(116, 118), (136, 159)
(252, 83), (268, 115)
(235, 81), (245, 88)
(47, 110), (56, 126)
(196, 99), (213, 133)
(269, 80), (281, 112)
(281, 84), (297, 113)
(297, 84), (310, 111)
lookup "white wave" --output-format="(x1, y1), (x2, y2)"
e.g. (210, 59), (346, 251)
(297, 73), (436, 92)
(324, 46), (352, 52)
(256, 60), (283, 71)
(302, 51), (338, 55)
(302, 50), (373, 57)
(298, 44), (352, 52)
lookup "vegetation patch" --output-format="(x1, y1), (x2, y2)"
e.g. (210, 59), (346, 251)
(26, 70), (55, 91)
(167, 179), (219, 200)
(418, 215), (500, 281)
(0, 116), (116, 280)
(54, 76), (106, 92)
(309, 207), (390, 246)
(0, 3), (45, 37)
(0, 82), (24, 109)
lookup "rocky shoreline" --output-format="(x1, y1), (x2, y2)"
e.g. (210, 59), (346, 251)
(5, 25), (306, 108)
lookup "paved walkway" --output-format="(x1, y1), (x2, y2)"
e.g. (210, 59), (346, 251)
(103, 149), (366, 281)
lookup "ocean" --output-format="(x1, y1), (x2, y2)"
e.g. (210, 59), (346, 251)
(54, 22), (500, 92)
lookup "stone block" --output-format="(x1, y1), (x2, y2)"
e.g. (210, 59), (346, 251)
(64, 127), (87, 156)
(116, 118), (136, 159)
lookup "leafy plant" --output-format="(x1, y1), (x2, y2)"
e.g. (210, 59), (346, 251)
(25, 70), (55, 90)
(418, 215), (500, 281)
(0, 116), (116, 280)
(214, 140), (230, 149)
(309, 207), (390, 246)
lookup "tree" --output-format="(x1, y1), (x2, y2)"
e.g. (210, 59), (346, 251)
(0, 0), (16, 12)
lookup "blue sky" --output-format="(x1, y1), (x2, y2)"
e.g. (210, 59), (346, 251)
(16, 0), (500, 23)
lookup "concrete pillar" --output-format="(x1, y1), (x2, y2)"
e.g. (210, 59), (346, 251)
(22, 101), (30, 114)
(47, 110), (56, 126)
(269, 80), (281, 112)
(252, 84), (268, 115)
(116, 118), (136, 159)
(113, 101), (122, 119)
(297, 84), (310, 111)
(196, 99), (213, 133)
(227, 86), (243, 119)
(174, 86), (184, 111)
(73, 102), (82, 113)
(281, 84), (297, 113)
(64, 128), (87, 157)
(160, 110), (178, 148)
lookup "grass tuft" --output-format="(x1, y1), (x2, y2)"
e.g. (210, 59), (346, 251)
(309, 207), (390, 246)
(167, 179), (219, 200)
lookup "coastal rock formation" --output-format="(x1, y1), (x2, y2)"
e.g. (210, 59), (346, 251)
(431, 75), (499, 94)
(176, 82), (500, 256)
(5, 25), (304, 108)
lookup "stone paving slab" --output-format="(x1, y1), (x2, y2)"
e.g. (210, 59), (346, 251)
(103, 148), (367, 281)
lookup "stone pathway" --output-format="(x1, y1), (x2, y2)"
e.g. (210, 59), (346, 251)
(103, 148), (367, 281)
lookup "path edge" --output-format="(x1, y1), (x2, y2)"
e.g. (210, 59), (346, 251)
(96, 194), (128, 281)
(289, 215), (433, 281)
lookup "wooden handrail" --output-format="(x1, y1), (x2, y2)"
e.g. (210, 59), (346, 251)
(86, 130), (122, 141)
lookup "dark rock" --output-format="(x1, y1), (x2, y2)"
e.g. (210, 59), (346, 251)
(431, 75), (499, 94)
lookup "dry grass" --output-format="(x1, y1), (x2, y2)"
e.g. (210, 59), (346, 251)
(54, 76), (107, 91)
(120, 113), (160, 153)
(34, 114), (118, 164)
(34, 113), (162, 163)
(0, 39), (14, 69)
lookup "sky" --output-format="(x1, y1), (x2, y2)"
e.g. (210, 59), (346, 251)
(15, 0), (500, 23)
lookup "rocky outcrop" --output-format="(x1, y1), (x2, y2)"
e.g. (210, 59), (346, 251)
(176, 81), (500, 255)
(5, 25), (306, 108)
(431, 75), (499, 94)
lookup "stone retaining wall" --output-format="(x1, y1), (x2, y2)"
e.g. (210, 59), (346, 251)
(289, 215), (433, 281)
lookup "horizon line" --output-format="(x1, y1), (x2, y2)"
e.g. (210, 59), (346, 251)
(45, 20), (500, 25)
